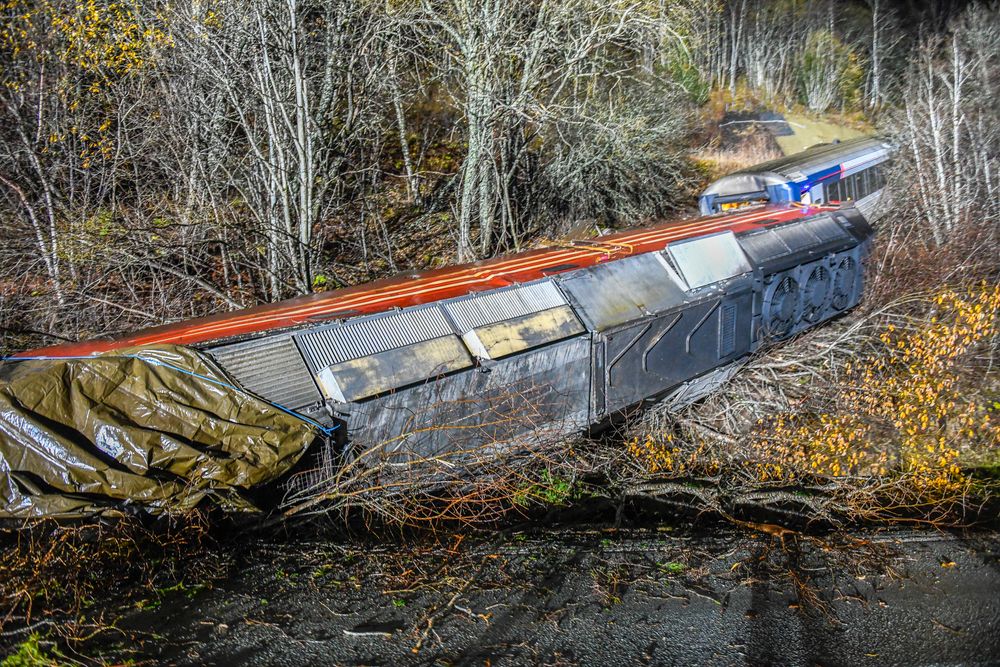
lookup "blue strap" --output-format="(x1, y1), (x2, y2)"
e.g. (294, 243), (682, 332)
(1, 353), (338, 437)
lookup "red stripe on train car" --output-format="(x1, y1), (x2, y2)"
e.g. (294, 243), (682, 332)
(20, 205), (835, 357)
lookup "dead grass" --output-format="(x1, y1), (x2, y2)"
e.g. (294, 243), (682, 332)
(691, 129), (783, 180)
(0, 512), (228, 656)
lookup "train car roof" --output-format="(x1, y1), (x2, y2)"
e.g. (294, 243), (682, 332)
(21, 204), (840, 358)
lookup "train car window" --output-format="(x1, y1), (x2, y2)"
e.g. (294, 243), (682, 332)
(871, 164), (886, 190)
(667, 231), (751, 290)
(827, 180), (837, 202)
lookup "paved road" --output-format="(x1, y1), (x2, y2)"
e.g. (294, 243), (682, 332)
(103, 525), (1000, 666)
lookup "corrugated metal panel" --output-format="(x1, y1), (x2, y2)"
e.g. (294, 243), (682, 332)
(295, 306), (453, 371)
(556, 253), (687, 331)
(772, 222), (821, 253)
(461, 305), (585, 360)
(806, 215), (852, 244)
(208, 335), (322, 409)
(852, 190), (883, 221)
(444, 281), (567, 333)
(736, 229), (791, 263)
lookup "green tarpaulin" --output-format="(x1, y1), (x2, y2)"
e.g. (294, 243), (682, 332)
(0, 345), (317, 519)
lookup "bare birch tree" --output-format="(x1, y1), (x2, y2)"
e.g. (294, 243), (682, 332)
(415, 0), (692, 259)
(167, 0), (391, 299)
(892, 4), (1000, 245)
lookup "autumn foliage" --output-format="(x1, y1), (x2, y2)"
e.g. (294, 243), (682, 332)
(628, 284), (1000, 507)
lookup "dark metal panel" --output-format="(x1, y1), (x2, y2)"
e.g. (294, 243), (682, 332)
(556, 253), (687, 332)
(736, 229), (791, 264)
(833, 207), (875, 243)
(599, 292), (753, 414)
(659, 360), (744, 411)
(772, 221), (821, 253)
(207, 335), (321, 409)
(805, 215), (852, 244)
(346, 336), (592, 462)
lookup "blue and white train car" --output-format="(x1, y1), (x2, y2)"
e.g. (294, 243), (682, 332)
(699, 136), (892, 219)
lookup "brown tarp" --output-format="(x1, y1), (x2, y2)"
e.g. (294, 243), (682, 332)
(0, 345), (318, 519)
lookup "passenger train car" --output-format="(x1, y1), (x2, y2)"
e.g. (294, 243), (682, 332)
(699, 136), (892, 219)
(21, 203), (875, 470)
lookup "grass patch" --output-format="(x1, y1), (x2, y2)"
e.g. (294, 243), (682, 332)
(1, 634), (66, 667)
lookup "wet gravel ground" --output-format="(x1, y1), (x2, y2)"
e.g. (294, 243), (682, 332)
(94, 523), (1000, 666)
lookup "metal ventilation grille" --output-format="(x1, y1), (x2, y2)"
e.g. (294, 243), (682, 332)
(295, 306), (453, 371)
(806, 215), (852, 244)
(772, 222), (821, 252)
(737, 230), (791, 263)
(719, 302), (738, 357)
(208, 335), (322, 409)
(444, 281), (567, 333)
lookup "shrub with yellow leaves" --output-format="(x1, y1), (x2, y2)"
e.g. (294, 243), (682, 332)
(626, 284), (1000, 507)
(2, 0), (171, 168)
(757, 283), (1000, 495)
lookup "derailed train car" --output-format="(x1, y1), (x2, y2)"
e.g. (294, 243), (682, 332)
(3, 200), (874, 516)
(225, 205), (871, 467)
(699, 136), (892, 219)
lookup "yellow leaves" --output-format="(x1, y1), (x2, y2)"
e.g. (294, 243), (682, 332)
(6, 0), (170, 79)
(204, 9), (222, 30)
(625, 434), (683, 475)
(626, 285), (998, 499)
(750, 284), (999, 495)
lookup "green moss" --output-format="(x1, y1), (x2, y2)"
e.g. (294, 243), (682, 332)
(658, 561), (687, 575)
(1, 634), (66, 667)
(513, 471), (576, 507)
